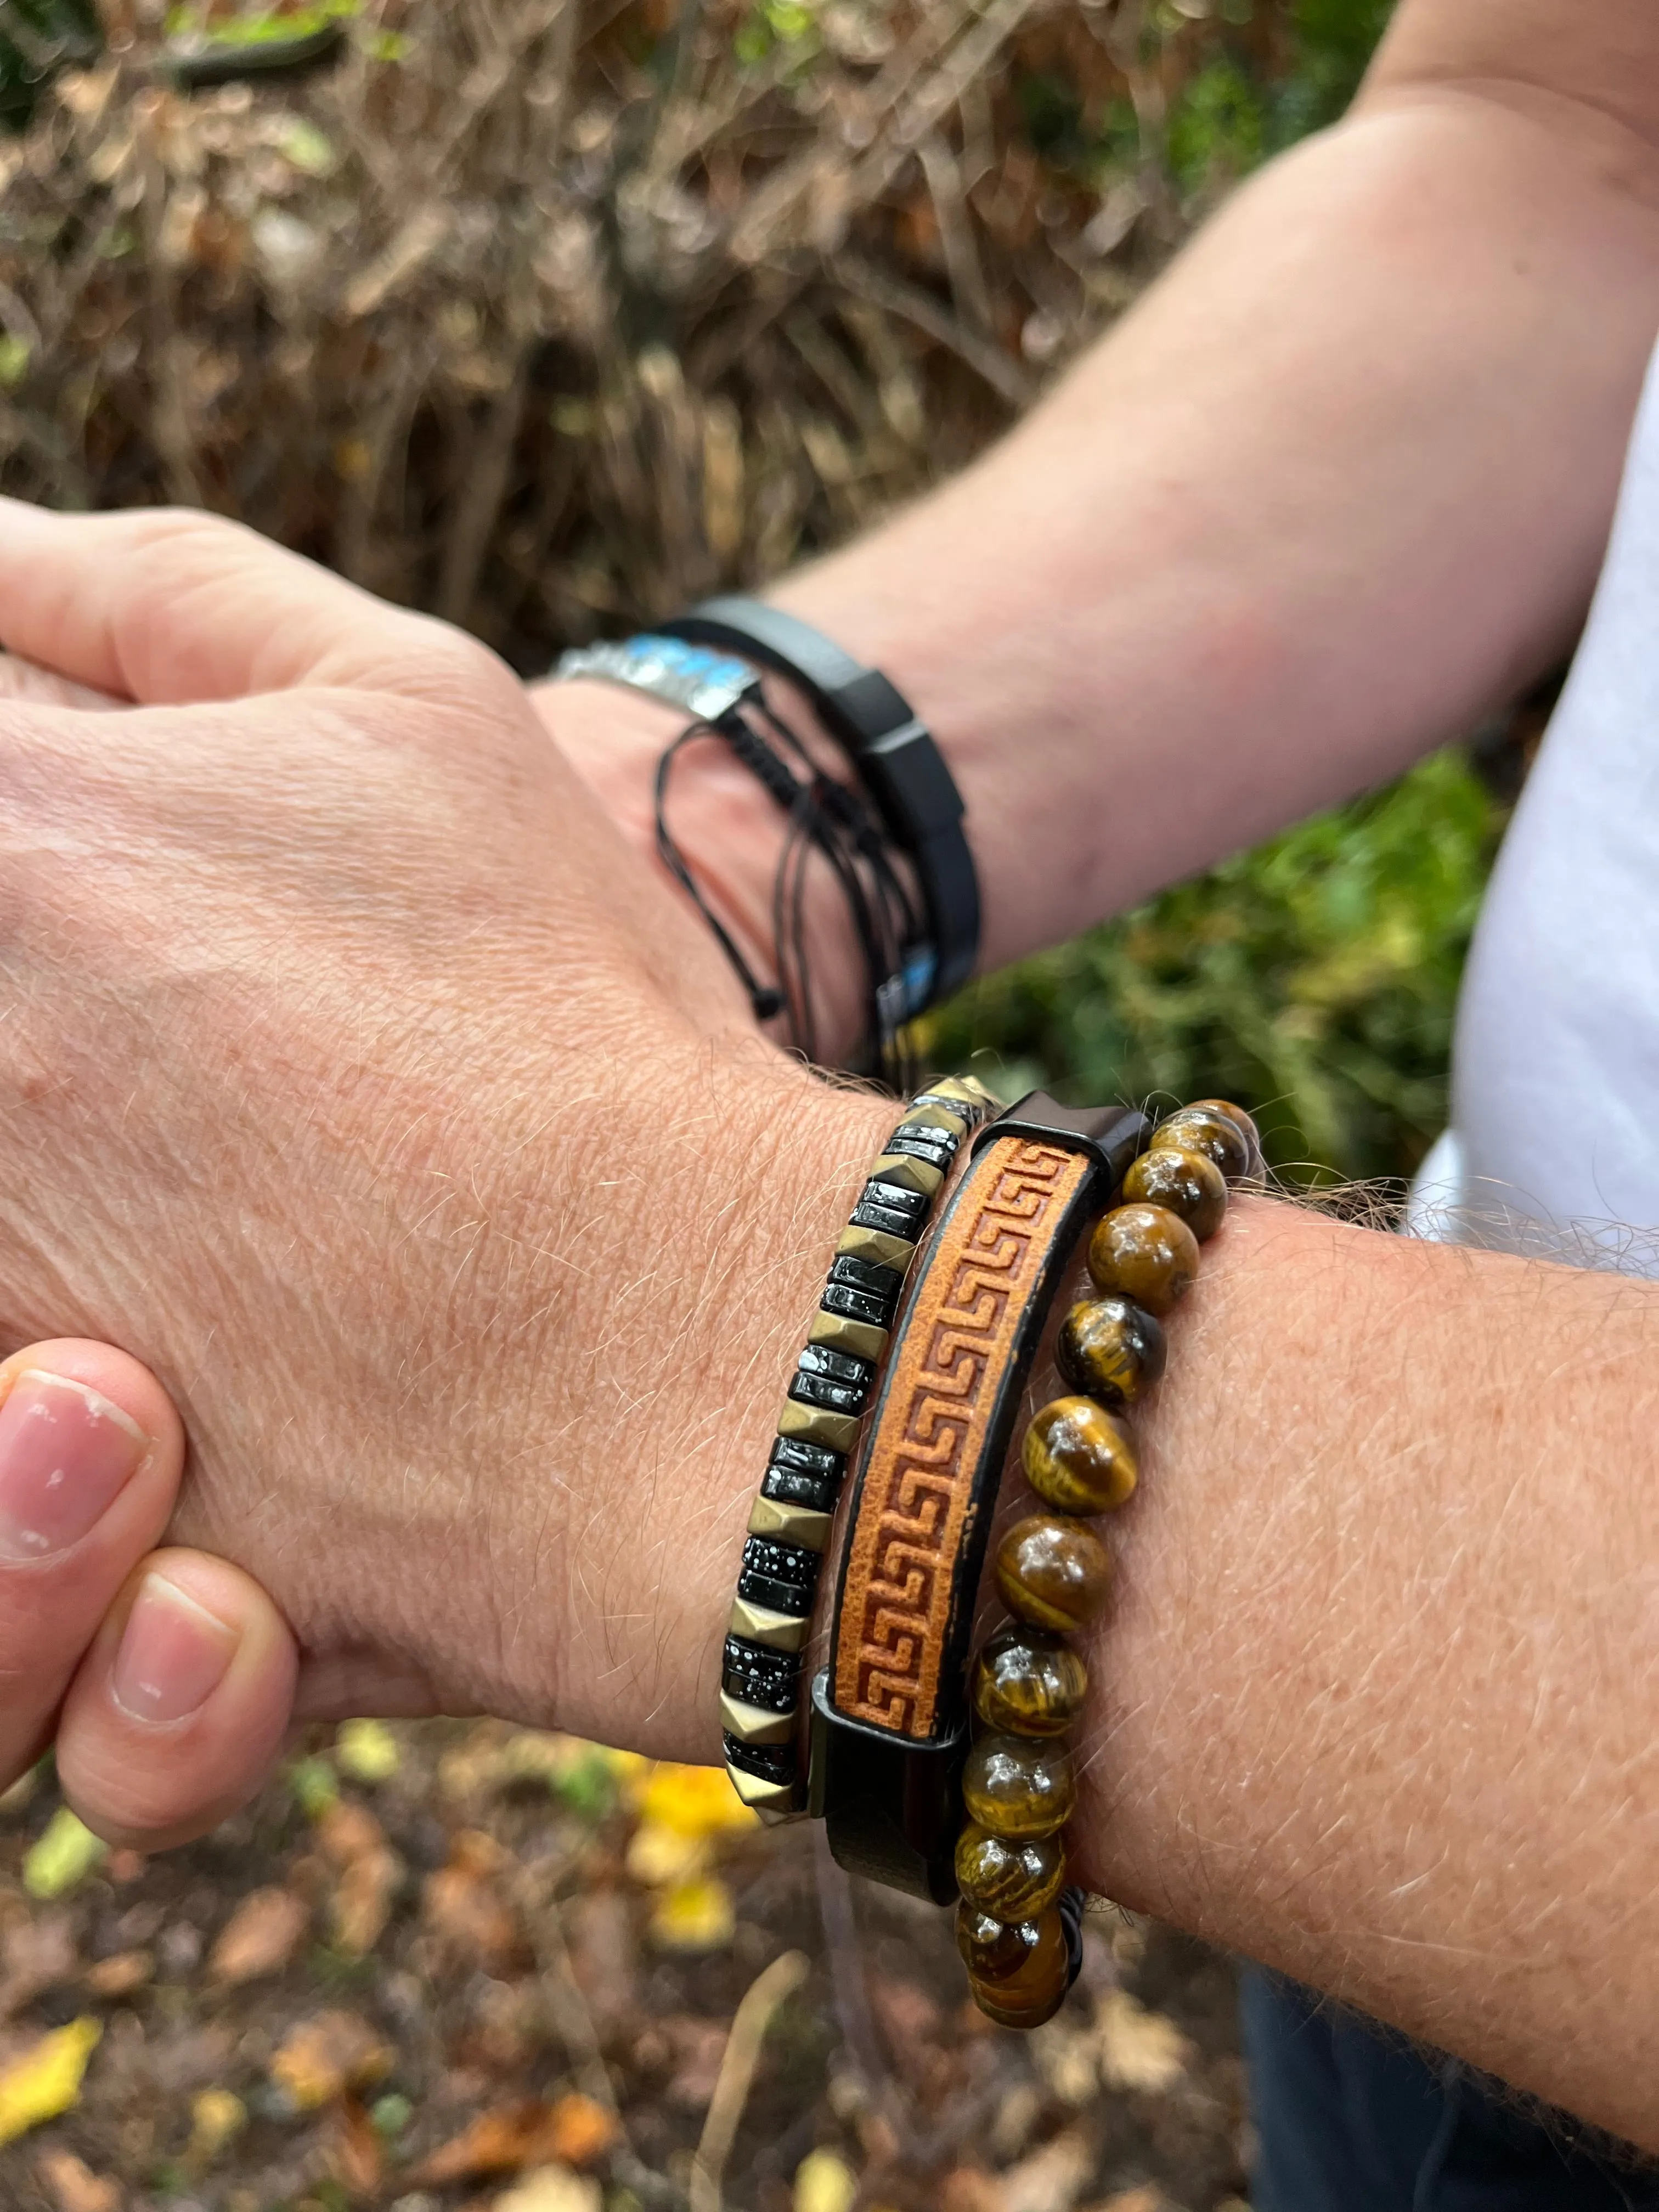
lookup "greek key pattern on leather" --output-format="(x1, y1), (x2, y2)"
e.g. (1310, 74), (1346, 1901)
(833, 1135), (1092, 1738)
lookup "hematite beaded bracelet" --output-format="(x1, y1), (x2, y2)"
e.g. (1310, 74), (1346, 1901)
(955, 1097), (1261, 2028)
(721, 1075), (1000, 1821)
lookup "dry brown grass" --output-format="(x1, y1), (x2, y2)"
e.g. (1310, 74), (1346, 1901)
(0, 0), (1267, 664)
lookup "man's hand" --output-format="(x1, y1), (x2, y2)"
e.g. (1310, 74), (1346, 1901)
(0, 499), (894, 1797)
(0, 1339), (294, 1849)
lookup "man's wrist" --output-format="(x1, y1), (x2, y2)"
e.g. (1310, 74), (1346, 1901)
(506, 1048), (894, 1760)
(530, 672), (875, 1062)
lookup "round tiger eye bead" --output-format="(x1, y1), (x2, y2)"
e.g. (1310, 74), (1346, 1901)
(1023, 1395), (1138, 1515)
(972, 1623), (1089, 1737)
(995, 1514), (1112, 1635)
(1153, 1104), (1250, 1183)
(1057, 1295), (1166, 1406)
(1193, 1097), (1263, 1173)
(1122, 1145), (1227, 1241)
(962, 1731), (1076, 1839)
(955, 1822), (1067, 1920)
(1087, 1202), (1200, 1317)
(956, 1901), (1037, 1980)
(964, 1907), (1070, 2029)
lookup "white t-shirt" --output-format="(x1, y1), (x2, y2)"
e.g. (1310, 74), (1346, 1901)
(1412, 340), (1659, 1268)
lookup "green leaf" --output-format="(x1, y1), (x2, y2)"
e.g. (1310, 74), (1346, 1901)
(23, 1808), (107, 1899)
(287, 1755), (340, 1819)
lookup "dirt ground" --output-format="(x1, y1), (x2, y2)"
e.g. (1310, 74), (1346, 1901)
(0, 1719), (1251, 2211)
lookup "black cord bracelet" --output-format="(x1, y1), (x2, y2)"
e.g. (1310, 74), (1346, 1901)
(658, 599), (981, 1011)
(552, 629), (938, 1084)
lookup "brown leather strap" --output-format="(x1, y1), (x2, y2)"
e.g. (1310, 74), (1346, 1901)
(832, 1133), (1094, 1740)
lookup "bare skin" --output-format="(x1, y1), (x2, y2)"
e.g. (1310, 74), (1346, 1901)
(2, 0), (1657, 2152)
(542, 0), (1659, 1049)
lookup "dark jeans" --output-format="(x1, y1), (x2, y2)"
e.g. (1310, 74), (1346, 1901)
(1240, 1968), (1659, 2212)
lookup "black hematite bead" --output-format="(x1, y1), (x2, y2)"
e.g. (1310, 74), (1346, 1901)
(789, 1341), (876, 1417)
(738, 1535), (820, 1614)
(910, 1091), (973, 1120)
(823, 1254), (902, 1329)
(724, 1733), (796, 1784)
(722, 1635), (800, 1712)
(764, 1436), (845, 1514)
(850, 1177), (930, 1239)
(885, 1126), (958, 1170)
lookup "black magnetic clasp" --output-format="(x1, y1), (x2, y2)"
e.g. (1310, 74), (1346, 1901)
(971, 1091), (1150, 1193)
(808, 1670), (967, 1905)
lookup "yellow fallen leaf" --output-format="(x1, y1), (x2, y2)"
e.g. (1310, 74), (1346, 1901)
(0, 2018), (102, 2146)
(794, 2147), (857, 2212)
(649, 1875), (735, 1951)
(336, 1718), (401, 1785)
(23, 1810), (107, 1900)
(1094, 1989), (1193, 2094)
(624, 1819), (708, 1887)
(634, 1762), (757, 1839)
(493, 2168), (602, 2212)
(187, 2086), (247, 2167)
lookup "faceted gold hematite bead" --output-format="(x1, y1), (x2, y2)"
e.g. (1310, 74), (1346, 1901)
(1122, 1144), (1228, 1242)
(1057, 1295), (1166, 1407)
(962, 1905), (1071, 2029)
(995, 1513), (1113, 1634)
(962, 1730), (1076, 1840)
(1154, 1103), (1250, 1183)
(1023, 1395), (1138, 1515)
(955, 1822), (1067, 1920)
(972, 1622), (1089, 1737)
(1087, 1201), (1200, 1317)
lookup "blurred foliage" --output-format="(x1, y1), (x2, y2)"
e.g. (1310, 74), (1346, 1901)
(930, 751), (1504, 1186)
(0, 0), (97, 131)
(1168, 0), (1396, 191)
(4, 0), (1494, 1181)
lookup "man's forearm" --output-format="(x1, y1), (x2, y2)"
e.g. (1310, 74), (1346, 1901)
(1069, 1198), (1659, 2149)
(777, 59), (1659, 969)
(633, 1100), (1658, 2145)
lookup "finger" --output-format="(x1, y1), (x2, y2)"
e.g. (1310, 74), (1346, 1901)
(0, 1341), (185, 1788)
(0, 652), (120, 711)
(57, 1549), (297, 1852)
(0, 498), (503, 706)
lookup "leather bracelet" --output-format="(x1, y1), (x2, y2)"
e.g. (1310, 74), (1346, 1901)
(810, 1088), (1263, 2031)
(658, 597), (981, 1011)
(806, 1092), (1148, 1894)
(720, 1075), (1000, 1822)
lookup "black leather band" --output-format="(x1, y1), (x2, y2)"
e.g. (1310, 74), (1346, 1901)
(808, 1092), (1148, 1900)
(658, 597), (981, 1006)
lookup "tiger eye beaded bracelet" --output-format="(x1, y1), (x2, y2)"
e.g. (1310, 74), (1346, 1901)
(953, 1097), (1261, 2028)
(721, 1075), (1000, 1821)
